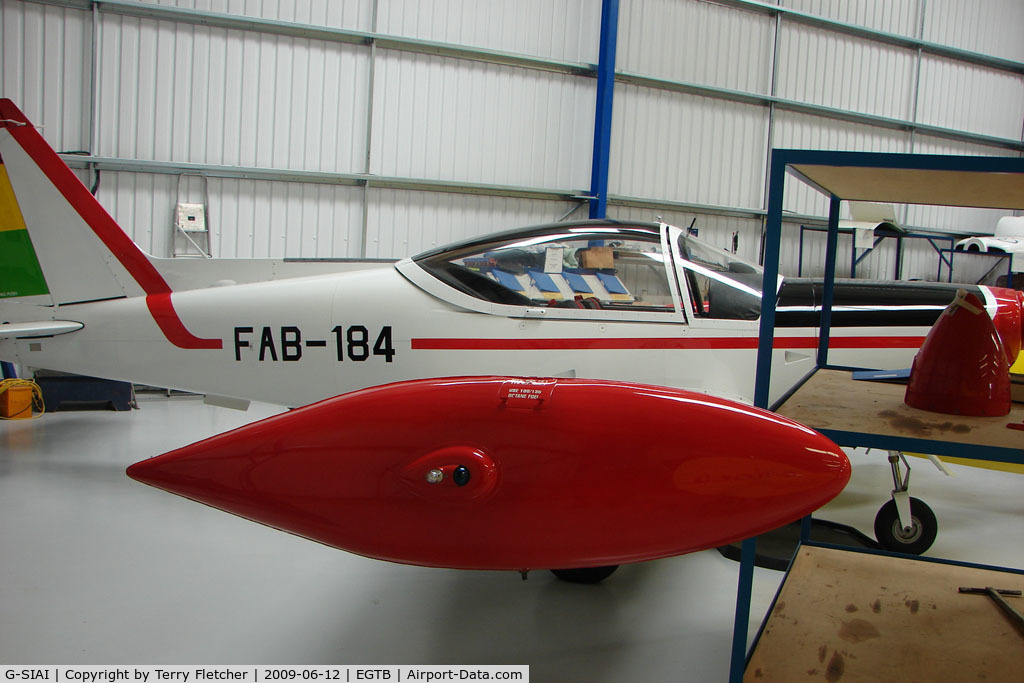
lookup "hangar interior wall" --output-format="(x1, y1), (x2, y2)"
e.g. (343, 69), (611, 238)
(2, 0), (1023, 281)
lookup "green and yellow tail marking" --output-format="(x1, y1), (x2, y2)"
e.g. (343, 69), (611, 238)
(0, 157), (48, 298)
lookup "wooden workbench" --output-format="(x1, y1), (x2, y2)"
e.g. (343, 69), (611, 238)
(745, 546), (1024, 682)
(775, 369), (1024, 457)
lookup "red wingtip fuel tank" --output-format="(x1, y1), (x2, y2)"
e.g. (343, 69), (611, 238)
(127, 377), (850, 570)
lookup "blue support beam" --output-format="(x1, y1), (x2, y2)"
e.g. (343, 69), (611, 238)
(589, 0), (619, 219)
(729, 537), (758, 683)
(753, 150), (786, 409)
(817, 197), (841, 368)
(734, 149), (788, 683)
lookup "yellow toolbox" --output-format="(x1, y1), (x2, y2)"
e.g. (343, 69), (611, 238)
(0, 385), (34, 419)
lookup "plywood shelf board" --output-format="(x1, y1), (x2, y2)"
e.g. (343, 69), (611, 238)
(776, 369), (1024, 452)
(745, 546), (1024, 682)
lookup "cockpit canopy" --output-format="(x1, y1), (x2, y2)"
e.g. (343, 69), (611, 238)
(409, 220), (765, 321)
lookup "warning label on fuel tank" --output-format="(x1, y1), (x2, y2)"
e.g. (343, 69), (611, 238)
(498, 378), (556, 407)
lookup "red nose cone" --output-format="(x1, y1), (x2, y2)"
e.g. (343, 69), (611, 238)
(128, 377), (850, 570)
(905, 291), (1011, 417)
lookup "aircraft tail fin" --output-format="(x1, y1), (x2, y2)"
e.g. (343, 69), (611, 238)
(0, 99), (159, 306)
(0, 100), (221, 350)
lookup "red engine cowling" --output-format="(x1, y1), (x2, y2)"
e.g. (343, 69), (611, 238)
(989, 286), (1022, 364)
(906, 292), (1011, 417)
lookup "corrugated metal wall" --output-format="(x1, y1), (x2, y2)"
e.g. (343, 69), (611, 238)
(781, 0), (922, 37)
(924, 0), (1024, 62)
(613, 0), (1024, 280)
(2, 0), (1023, 283)
(618, 0), (773, 93)
(378, 0), (600, 62)
(1, 1), (91, 152)
(371, 52), (593, 188)
(610, 84), (767, 209)
(94, 14), (371, 171)
(366, 190), (579, 258)
(96, 172), (370, 258)
(774, 23), (917, 121)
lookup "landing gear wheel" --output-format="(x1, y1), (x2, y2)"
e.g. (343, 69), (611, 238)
(550, 566), (619, 584)
(873, 497), (937, 555)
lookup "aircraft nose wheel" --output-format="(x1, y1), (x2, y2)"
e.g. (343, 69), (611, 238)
(873, 451), (938, 555)
(873, 497), (937, 555)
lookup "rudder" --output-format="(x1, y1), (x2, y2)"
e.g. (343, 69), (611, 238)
(0, 159), (49, 299)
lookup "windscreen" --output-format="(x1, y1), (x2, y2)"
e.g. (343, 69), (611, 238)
(677, 234), (764, 320)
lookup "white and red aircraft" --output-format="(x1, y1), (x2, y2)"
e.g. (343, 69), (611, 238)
(1, 99), (1020, 573)
(2, 97), (1020, 411)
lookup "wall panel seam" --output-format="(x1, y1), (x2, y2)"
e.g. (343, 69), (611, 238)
(706, 0), (1024, 74)
(617, 71), (1024, 151)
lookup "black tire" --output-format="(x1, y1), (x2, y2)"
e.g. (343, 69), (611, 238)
(550, 566), (619, 584)
(873, 497), (937, 555)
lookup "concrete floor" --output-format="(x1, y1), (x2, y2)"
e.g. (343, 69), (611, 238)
(1, 393), (1021, 680)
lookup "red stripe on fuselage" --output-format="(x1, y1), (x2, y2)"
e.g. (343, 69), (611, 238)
(0, 100), (222, 350)
(411, 336), (926, 351)
(146, 294), (222, 350)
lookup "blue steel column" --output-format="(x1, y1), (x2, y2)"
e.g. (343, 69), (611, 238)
(589, 0), (619, 219)
(730, 149), (788, 683)
(753, 150), (786, 409)
(729, 151), (785, 683)
(729, 536), (757, 683)
(817, 197), (841, 367)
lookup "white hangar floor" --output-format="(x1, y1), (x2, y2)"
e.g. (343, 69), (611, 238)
(1, 393), (1022, 681)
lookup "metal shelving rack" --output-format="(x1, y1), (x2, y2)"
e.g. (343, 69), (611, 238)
(796, 223), (956, 282)
(729, 149), (1024, 683)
